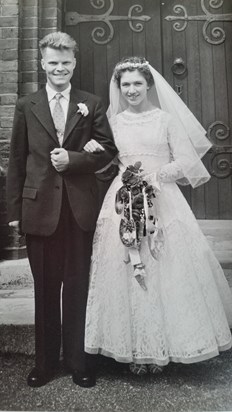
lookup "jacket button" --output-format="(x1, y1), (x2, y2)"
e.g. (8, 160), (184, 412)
(55, 185), (60, 189)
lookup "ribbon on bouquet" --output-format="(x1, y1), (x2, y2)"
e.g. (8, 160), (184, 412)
(116, 163), (165, 291)
(120, 184), (164, 291)
(122, 188), (164, 265)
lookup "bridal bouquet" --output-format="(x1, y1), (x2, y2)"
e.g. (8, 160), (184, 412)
(115, 161), (157, 247)
(115, 162), (164, 290)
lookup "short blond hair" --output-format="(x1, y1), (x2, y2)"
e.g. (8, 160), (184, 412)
(39, 31), (78, 56)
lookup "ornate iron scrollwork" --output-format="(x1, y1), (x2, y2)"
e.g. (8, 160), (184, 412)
(65, 0), (151, 45)
(90, 0), (105, 8)
(208, 121), (230, 141)
(165, 0), (232, 45)
(207, 121), (232, 178)
(208, 145), (232, 178)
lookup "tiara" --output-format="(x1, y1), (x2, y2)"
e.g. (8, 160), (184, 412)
(114, 61), (150, 71)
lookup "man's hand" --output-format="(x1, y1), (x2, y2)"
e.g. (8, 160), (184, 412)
(0, 166), (5, 176)
(8, 221), (20, 229)
(50, 148), (69, 172)
(83, 139), (105, 153)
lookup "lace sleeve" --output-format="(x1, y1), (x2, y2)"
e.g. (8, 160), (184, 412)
(158, 116), (188, 184)
(158, 154), (185, 183)
(158, 114), (210, 188)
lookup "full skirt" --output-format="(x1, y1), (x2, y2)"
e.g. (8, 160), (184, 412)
(85, 178), (232, 365)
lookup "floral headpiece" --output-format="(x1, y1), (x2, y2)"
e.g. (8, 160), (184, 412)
(113, 61), (150, 80)
(114, 61), (149, 71)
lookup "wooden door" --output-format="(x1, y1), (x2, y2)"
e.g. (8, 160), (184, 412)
(63, 0), (232, 219)
(162, 0), (232, 219)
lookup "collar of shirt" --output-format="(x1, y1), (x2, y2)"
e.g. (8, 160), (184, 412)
(46, 83), (71, 103)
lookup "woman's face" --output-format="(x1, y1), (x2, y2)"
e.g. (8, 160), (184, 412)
(120, 70), (149, 109)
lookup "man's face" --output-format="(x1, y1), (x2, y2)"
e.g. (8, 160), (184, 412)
(41, 47), (76, 91)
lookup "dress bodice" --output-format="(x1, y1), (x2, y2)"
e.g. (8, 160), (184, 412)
(112, 109), (170, 173)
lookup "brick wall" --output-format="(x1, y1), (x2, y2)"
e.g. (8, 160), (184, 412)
(0, 0), (19, 170)
(0, 0), (19, 255)
(19, 0), (39, 96)
(20, 0), (62, 94)
(38, 0), (62, 84)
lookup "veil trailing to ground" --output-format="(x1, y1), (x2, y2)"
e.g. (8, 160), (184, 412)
(107, 63), (212, 188)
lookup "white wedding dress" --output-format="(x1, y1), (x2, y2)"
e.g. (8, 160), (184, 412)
(85, 108), (232, 365)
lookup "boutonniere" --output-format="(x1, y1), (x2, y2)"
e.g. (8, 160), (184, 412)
(77, 103), (89, 117)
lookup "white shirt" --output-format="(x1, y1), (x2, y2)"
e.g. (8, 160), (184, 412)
(46, 83), (71, 123)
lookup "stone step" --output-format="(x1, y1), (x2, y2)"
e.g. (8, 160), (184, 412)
(0, 220), (231, 354)
(0, 287), (35, 354)
(198, 220), (232, 255)
(0, 288), (34, 325)
(0, 221), (231, 288)
(0, 258), (32, 288)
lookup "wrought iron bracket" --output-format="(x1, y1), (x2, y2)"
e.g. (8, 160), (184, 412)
(207, 121), (232, 178)
(208, 145), (232, 178)
(165, 0), (232, 45)
(65, 0), (151, 45)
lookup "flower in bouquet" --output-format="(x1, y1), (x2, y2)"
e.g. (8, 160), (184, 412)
(132, 193), (144, 210)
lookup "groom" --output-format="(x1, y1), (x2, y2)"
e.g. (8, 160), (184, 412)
(6, 32), (117, 388)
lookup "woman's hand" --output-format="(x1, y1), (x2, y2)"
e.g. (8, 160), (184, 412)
(83, 139), (105, 153)
(141, 171), (161, 194)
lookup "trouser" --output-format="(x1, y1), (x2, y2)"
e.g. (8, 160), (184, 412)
(26, 188), (95, 373)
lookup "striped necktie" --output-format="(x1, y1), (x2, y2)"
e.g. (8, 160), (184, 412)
(52, 93), (65, 146)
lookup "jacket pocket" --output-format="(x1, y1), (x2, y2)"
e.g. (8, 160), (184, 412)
(22, 187), (37, 199)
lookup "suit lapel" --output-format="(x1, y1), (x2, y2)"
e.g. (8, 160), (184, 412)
(30, 87), (88, 146)
(30, 88), (59, 144)
(63, 89), (87, 145)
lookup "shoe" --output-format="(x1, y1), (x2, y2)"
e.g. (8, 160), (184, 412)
(148, 364), (164, 374)
(129, 363), (148, 375)
(27, 367), (54, 388)
(72, 370), (96, 388)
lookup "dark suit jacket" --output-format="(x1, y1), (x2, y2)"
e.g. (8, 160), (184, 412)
(7, 87), (118, 235)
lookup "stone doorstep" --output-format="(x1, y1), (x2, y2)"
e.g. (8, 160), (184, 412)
(0, 220), (231, 354)
(0, 287), (35, 354)
(1, 270), (232, 355)
(0, 288), (34, 325)
(0, 257), (32, 288)
(0, 266), (231, 320)
(0, 220), (231, 289)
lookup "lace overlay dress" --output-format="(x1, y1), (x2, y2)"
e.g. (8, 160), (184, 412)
(85, 109), (232, 365)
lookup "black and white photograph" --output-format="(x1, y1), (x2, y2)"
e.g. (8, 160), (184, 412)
(0, 0), (232, 411)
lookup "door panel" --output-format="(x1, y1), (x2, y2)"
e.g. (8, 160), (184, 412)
(162, 0), (232, 218)
(64, 0), (232, 219)
(64, 0), (162, 105)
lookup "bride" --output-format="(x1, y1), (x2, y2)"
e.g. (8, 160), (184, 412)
(83, 56), (232, 375)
